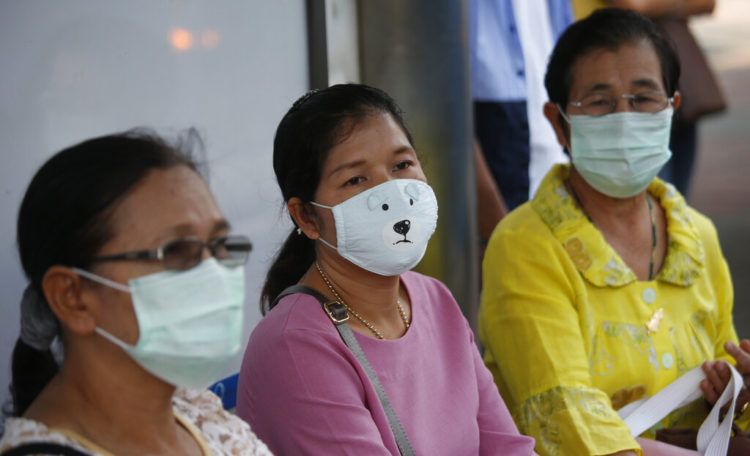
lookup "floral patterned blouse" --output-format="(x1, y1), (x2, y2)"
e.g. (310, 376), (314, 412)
(0, 389), (272, 455)
(480, 164), (739, 456)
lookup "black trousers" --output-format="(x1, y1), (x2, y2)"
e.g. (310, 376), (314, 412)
(474, 100), (530, 210)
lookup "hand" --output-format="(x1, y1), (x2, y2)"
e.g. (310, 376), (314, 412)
(637, 437), (700, 455)
(725, 340), (750, 411)
(700, 340), (750, 409)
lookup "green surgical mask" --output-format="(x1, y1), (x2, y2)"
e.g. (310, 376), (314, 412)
(562, 107), (673, 198)
(74, 258), (245, 388)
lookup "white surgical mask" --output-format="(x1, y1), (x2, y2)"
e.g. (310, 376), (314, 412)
(564, 107), (673, 198)
(311, 179), (438, 276)
(74, 258), (245, 389)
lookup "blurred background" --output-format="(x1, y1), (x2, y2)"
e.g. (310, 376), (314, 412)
(689, 0), (750, 338)
(0, 0), (747, 410)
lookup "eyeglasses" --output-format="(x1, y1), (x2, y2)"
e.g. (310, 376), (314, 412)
(568, 92), (674, 117)
(90, 235), (252, 271)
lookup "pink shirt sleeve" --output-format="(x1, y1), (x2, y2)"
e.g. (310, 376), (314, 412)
(238, 326), (398, 455)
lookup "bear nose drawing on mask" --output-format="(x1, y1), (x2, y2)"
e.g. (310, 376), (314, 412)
(393, 219), (412, 244)
(365, 180), (434, 251)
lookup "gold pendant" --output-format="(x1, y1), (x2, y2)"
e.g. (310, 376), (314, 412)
(646, 308), (665, 334)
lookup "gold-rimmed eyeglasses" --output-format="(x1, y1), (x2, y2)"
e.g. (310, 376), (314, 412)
(568, 92), (674, 117)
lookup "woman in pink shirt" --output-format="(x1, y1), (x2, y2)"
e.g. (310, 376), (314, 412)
(236, 84), (535, 455)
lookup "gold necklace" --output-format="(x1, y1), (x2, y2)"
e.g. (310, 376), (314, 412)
(315, 261), (410, 339)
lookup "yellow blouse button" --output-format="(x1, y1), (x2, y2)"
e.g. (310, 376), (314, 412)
(642, 287), (657, 304)
(661, 353), (674, 369)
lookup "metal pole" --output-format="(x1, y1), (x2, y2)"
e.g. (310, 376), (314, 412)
(306, 0), (328, 89)
(357, 0), (479, 327)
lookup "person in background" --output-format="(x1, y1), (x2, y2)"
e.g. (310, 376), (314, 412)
(237, 84), (536, 455)
(480, 9), (749, 456)
(572, 0), (720, 198)
(471, 0), (572, 211)
(0, 131), (269, 455)
(475, 139), (508, 257)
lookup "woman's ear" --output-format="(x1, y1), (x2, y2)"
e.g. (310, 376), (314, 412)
(42, 266), (97, 336)
(544, 101), (571, 150)
(287, 197), (321, 240)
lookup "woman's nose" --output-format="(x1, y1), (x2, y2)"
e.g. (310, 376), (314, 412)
(614, 95), (636, 113)
(371, 169), (394, 187)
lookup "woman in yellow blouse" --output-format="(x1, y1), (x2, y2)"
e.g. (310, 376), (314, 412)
(480, 9), (749, 456)
(572, 0), (715, 20)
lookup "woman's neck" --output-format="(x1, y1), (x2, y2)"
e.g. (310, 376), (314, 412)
(25, 340), (198, 455)
(568, 166), (666, 281)
(568, 167), (648, 229)
(302, 248), (408, 339)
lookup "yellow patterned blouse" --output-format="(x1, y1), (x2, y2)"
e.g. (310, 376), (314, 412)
(571, 0), (608, 20)
(480, 164), (737, 456)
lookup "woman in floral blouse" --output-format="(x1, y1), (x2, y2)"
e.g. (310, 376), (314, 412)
(1, 131), (270, 456)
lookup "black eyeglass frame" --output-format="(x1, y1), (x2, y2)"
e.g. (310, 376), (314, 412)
(89, 235), (252, 271)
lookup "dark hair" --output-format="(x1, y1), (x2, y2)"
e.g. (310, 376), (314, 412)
(10, 129), (200, 417)
(545, 8), (680, 109)
(260, 84), (413, 313)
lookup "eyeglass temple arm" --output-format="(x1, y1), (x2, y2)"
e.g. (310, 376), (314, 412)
(91, 250), (161, 262)
(216, 237), (253, 252)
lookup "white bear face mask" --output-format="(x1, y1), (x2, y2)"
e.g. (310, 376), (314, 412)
(311, 179), (438, 276)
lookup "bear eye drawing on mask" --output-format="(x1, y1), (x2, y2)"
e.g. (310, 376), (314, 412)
(236, 83), (536, 455)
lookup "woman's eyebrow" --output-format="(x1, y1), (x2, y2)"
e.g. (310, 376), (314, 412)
(631, 78), (662, 91)
(393, 146), (414, 156)
(329, 159), (366, 178)
(581, 82), (612, 94)
(154, 219), (231, 243)
(211, 219), (231, 235)
(327, 146), (414, 178)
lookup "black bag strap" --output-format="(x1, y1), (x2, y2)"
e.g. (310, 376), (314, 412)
(1, 442), (90, 456)
(273, 286), (416, 456)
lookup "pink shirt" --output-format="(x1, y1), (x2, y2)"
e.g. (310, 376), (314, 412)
(237, 271), (535, 455)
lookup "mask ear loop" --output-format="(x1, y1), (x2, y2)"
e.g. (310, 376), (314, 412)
(309, 201), (332, 210)
(95, 326), (135, 351)
(557, 104), (571, 124)
(70, 268), (136, 350)
(555, 104), (574, 155)
(316, 237), (339, 251)
(307, 201), (339, 250)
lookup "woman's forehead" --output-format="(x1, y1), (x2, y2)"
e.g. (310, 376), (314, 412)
(105, 166), (224, 249)
(322, 113), (413, 172)
(569, 40), (664, 95)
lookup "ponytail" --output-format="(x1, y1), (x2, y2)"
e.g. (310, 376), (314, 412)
(6, 285), (60, 417)
(260, 229), (316, 314)
(10, 339), (58, 416)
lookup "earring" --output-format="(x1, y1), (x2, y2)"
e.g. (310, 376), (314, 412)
(296, 228), (302, 235)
